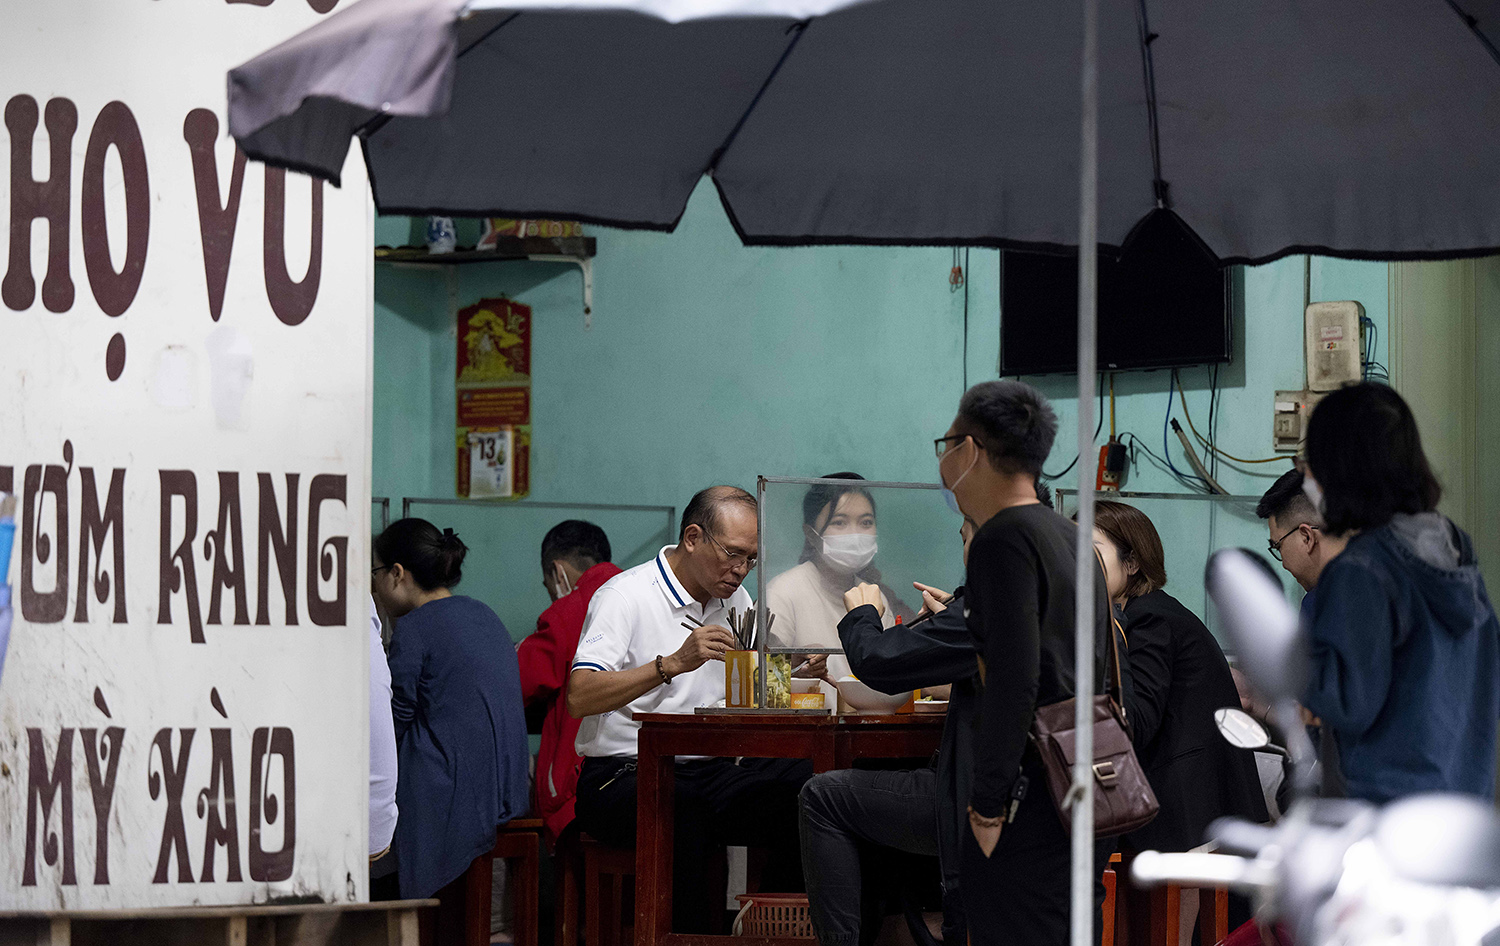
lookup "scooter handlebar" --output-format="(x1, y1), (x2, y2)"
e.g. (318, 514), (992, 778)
(1130, 851), (1262, 891)
(1209, 818), (1278, 857)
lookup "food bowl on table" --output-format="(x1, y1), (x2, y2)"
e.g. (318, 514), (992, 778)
(833, 676), (912, 714)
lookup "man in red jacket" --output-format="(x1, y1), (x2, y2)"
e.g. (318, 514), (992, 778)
(518, 520), (621, 845)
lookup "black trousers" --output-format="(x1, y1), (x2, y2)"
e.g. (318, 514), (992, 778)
(798, 767), (947, 946)
(575, 755), (814, 934)
(961, 753), (1113, 946)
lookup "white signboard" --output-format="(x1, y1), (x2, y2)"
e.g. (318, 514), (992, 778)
(0, 0), (372, 907)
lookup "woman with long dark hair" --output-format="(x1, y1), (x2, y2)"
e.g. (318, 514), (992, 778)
(373, 518), (530, 928)
(766, 473), (914, 702)
(1302, 383), (1500, 802)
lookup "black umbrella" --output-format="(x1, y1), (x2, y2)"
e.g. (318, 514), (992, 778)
(231, 0), (1500, 263)
(229, 3), (1500, 943)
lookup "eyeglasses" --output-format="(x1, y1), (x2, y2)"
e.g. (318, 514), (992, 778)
(702, 527), (757, 571)
(934, 434), (967, 459)
(371, 565), (393, 577)
(1268, 526), (1315, 562)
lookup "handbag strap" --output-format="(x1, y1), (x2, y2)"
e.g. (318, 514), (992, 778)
(1092, 546), (1127, 721)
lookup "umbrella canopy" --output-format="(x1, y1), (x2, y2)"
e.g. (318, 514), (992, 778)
(231, 0), (1500, 264)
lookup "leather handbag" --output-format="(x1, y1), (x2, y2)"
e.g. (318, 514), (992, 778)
(1029, 605), (1159, 839)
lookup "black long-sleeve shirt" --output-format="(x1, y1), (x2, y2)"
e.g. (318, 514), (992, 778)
(965, 503), (1110, 817)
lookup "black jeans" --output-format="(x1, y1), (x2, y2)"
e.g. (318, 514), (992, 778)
(575, 755), (813, 934)
(798, 767), (943, 946)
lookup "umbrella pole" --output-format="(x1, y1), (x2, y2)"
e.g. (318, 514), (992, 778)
(1071, 1), (1100, 946)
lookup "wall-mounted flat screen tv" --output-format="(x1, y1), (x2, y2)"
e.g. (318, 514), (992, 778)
(1000, 211), (1231, 375)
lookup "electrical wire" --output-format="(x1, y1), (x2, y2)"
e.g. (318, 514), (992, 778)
(1043, 377), (1105, 480)
(1361, 314), (1389, 382)
(1109, 373), (1116, 439)
(962, 247), (970, 391)
(1119, 431), (1206, 491)
(1173, 369), (1288, 465)
(1164, 372), (1210, 488)
(1208, 364), (1220, 479)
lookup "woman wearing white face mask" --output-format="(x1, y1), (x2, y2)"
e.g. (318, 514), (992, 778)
(767, 474), (915, 704)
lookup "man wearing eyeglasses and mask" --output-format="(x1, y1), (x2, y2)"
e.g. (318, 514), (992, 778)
(568, 486), (820, 934)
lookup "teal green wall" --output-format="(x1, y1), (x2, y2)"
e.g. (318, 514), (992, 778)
(373, 179), (1389, 638)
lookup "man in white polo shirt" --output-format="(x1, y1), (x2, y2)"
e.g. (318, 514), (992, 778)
(568, 486), (814, 933)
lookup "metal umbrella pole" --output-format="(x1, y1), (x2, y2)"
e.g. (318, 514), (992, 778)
(1071, 1), (1100, 946)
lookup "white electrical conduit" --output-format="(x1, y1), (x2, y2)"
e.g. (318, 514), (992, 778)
(1172, 422), (1230, 495)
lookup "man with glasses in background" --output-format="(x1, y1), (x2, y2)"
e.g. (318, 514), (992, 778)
(1257, 467), (1350, 598)
(1255, 466), (1349, 797)
(568, 485), (816, 933)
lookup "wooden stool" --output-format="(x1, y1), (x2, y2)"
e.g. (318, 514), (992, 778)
(581, 834), (634, 946)
(554, 830), (582, 946)
(1103, 853), (1120, 946)
(1114, 850), (1229, 946)
(453, 817), (543, 946)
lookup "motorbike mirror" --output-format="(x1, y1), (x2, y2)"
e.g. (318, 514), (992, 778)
(1214, 707), (1270, 750)
(1205, 549), (1307, 705)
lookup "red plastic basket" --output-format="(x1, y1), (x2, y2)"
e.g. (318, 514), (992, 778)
(732, 893), (815, 938)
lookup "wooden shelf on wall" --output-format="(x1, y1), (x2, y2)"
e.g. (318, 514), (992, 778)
(375, 237), (597, 323)
(374, 236), (596, 265)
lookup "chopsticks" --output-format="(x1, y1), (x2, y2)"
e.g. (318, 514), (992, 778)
(680, 607), (776, 651)
(728, 607), (754, 650)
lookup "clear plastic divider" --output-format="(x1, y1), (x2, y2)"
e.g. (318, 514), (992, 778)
(755, 476), (965, 707)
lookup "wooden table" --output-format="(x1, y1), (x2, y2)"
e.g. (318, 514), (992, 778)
(634, 712), (944, 946)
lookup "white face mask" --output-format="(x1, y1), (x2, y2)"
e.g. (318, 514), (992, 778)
(821, 532), (878, 574)
(938, 442), (977, 518)
(548, 562), (574, 602)
(1302, 475), (1326, 517)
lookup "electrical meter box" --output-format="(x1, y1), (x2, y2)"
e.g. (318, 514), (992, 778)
(1305, 301), (1365, 391)
(1274, 390), (1324, 452)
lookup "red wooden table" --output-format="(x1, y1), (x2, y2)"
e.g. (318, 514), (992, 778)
(634, 712), (944, 946)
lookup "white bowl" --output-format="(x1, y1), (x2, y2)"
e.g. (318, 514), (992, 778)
(833, 676), (911, 713)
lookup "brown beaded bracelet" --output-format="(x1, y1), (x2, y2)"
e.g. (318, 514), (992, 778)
(655, 654), (672, 686)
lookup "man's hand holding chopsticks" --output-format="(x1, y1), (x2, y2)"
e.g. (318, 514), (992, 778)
(666, 623), (739, 676)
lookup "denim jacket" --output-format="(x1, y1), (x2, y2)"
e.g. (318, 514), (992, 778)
(1306, 514), (1500, 803)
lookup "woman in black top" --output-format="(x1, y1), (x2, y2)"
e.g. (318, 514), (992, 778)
(1091, 501), (1267, 856)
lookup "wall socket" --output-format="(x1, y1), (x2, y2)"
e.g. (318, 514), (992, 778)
(1274, 390), (1324, 453)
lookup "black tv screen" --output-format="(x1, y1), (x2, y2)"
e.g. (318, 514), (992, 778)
(1000, 213), (1231, 375)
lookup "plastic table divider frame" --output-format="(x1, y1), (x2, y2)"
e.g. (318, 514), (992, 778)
(373, 496), (391, 533)
(396, 497), (676, 605)
(754, 475), (942, 709)
(1054, 489), (1261, 506)
(400, 497), (676, 527)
